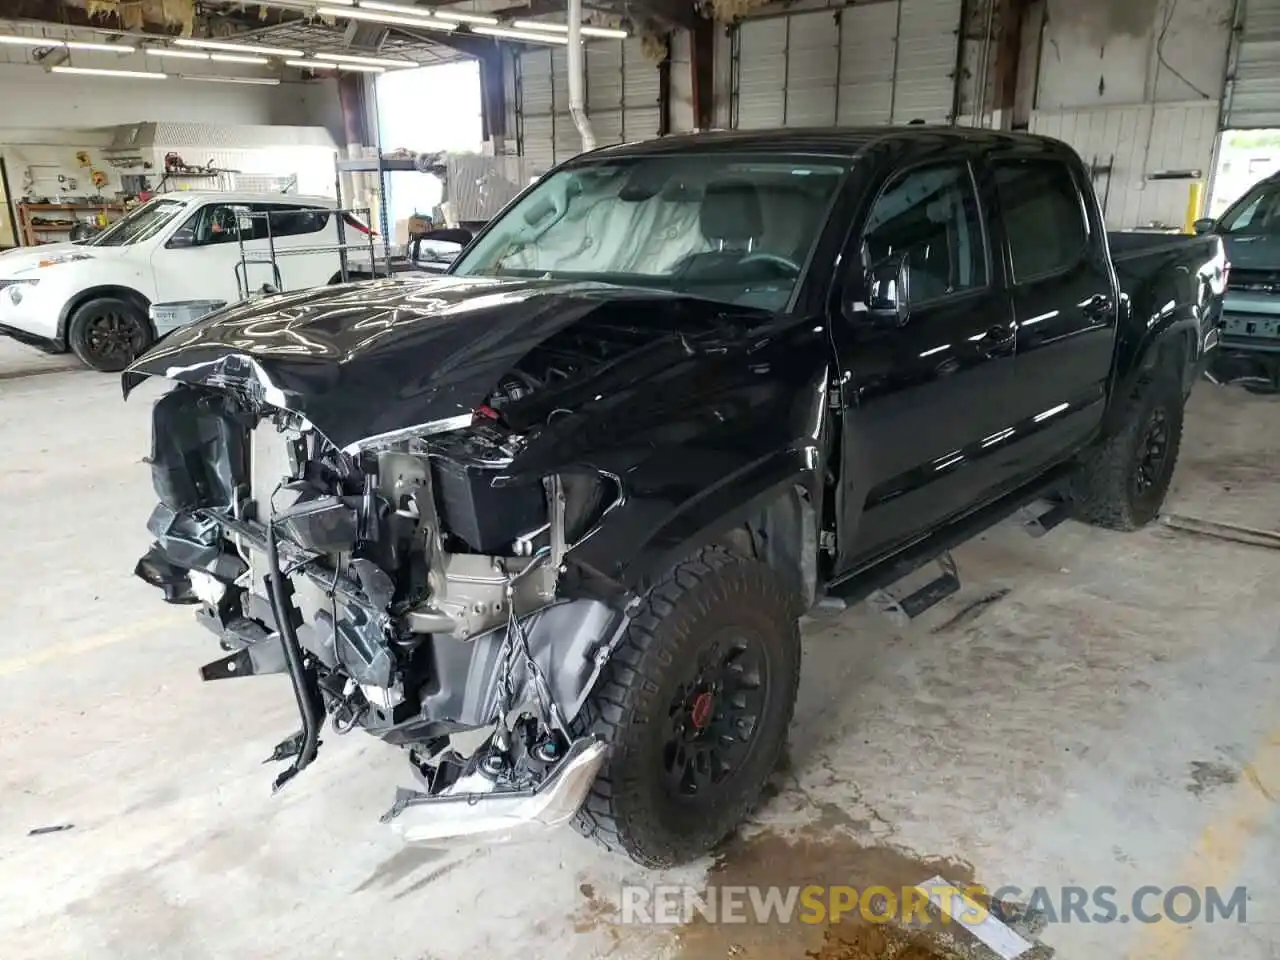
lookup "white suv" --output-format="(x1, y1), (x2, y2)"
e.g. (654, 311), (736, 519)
(0, 191), (379, 371)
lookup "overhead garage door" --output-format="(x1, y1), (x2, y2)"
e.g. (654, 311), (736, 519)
(1224, 0), (1280, 128)
(730, 0), (963, 129)
(514, 40), (661, 174)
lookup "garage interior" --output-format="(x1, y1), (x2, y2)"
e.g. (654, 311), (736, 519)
(0, 0), (1277, 959)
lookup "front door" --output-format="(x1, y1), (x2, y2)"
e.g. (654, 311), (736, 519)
(153, 202), (273, 307)
(831, 160), (1019, 571)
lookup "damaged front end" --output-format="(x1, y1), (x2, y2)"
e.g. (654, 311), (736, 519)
(122, 277), (831, 849)
(131, 374), (626, 843)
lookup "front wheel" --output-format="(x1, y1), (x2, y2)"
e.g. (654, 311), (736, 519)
(1071, 373), (1185, 530)
(67, 296), (152, 372)
(573, 547), (801, 867)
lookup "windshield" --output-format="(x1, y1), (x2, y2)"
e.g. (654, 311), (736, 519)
(451, 155), (846, 311)
(89, 198), (188, 247)
(1218, 179), (1280, 235)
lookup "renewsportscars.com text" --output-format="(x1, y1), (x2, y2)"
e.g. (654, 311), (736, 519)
(620, 883), (1248, 926)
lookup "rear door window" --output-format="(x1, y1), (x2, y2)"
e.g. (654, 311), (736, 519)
(992, 160), (1089, 281)
(254, 205), (330, 239)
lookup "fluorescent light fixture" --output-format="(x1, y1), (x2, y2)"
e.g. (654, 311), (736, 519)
(181, 75), (282, 85)
(146, 48), (210, 60)
(50, 66), (166, 79)
(285, 59), (338, 70)
(210, 54), (270, 64)
(0, 35), (136, 52)
(512, 19), (629, 38)
(431, 10), (499, 24)
(65, 40), (137, 53)
(242, 0), (355, 6)
(335, 63), (387, 73)
(0, 35), (65, 47)
(357, 1), (436, 17)
(354, 2), (500, 26)
(315, 51), (418, 67)
(473, 26), (569, 44)
(316, 6), (457, 31)
(174, 38), (303, 56)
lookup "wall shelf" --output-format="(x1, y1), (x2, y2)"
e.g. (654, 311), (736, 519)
(17, 202), (126, 247)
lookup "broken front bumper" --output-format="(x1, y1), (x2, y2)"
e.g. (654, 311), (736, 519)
(382, 737), (608, 845)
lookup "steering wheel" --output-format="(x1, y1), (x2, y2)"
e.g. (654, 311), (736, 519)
(736, 252), (802, 278)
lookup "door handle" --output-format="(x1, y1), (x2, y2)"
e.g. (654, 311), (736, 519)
(978, 324), (1014, 349)
(1081, 294), (1113, 318)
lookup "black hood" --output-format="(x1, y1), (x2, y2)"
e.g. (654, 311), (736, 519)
(122, 276), (768, 451)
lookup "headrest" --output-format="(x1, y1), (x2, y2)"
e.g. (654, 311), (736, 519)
(701, 180), (763, 243)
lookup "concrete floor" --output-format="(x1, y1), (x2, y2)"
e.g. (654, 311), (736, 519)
(0, 335), (1277, 960)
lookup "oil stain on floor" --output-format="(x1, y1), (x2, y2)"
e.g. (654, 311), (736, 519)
(571, 781), (1053, 960)
(671, 807), (980, 960)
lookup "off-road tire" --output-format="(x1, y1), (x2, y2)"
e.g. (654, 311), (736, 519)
(572, 547), (801, 868)
(67, 296), (152, 373)
(1071, 372), (1185, 531)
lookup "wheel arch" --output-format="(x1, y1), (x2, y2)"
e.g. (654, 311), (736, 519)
(1105, 321), (1196, 436)
(58, 285), (154, 345)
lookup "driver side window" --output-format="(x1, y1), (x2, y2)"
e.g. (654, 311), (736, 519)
(863, 163), (988, 304)
(171, 203), (254, 247)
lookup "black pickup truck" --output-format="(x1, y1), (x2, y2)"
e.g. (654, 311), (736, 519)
(123, 128), (1226, 868)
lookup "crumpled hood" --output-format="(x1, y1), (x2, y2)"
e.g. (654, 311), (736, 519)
(122, 275), (766, 451)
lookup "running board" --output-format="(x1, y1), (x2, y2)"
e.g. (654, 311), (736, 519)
(817, 464), (1077, 616)
(824, 552), (961, 624)
(1020, 499), (1072, 538)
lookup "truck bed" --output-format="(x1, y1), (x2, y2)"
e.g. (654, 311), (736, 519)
(1106, 230), (1214, 263)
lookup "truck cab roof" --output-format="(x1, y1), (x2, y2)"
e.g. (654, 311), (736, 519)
(587, 125), (1075, 161)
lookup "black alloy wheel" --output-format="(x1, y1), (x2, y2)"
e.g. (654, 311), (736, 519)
(573, 546), (801, 867)
(67, 296), (152, 373)
(662, 632), (768, 799)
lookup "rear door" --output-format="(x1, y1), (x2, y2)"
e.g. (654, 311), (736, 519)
(986, 154), (1116, 476)
(254, 204), (337, 291)
(832, 158), (1020, 568)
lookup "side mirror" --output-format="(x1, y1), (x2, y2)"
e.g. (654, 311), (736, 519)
(866, 252), (911, 326)
(1193, 218), (1216, 235)
(167, 231), (196, 249)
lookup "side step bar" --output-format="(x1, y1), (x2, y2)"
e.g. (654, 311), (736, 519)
(863, 552), (961, 623)
(819, 464), (1076, 618)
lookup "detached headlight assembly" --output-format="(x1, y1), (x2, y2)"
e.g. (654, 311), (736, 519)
(6, 280), (37, 306)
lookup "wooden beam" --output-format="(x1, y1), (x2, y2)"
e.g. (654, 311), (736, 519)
(691, 13), (714, 129)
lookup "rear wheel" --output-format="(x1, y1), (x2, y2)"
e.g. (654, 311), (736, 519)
(1071, 372), (1184, 530)
(67, 296), (151, 372)
(573, 547), (800, 867)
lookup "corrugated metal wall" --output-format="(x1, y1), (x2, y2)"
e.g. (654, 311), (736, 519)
(729, 0), (963, 129)
(512, 39), (662, 175)
(1224, 0), (1280, 128)
(1031, 103), (1220, 229)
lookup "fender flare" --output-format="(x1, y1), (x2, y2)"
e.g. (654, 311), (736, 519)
(576, 446), (826, 612)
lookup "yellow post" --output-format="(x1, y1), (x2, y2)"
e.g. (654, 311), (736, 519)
(1184, 181), (1206, 233)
